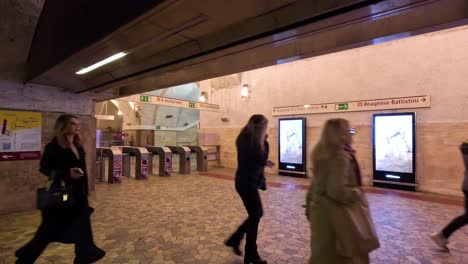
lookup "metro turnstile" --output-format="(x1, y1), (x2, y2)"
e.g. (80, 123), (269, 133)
(187, 146), (208, 172)
(121, 147), (149, 180)
(96, 147), (122, 183)
(167, 146), (191, 174)
(145, 146), (173, 177)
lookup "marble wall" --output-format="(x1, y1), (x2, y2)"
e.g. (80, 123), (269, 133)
(199, 25), (468, 197)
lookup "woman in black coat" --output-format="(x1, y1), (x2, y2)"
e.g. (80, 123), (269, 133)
(225, 114), (274, 264)
(15, 114), (105, 264)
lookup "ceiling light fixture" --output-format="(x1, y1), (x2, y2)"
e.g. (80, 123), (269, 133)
(241, 84), (249, 98)
(76, 52), (127, 75)
(129, 102), (135, 111)
(199, 91), (208, 103)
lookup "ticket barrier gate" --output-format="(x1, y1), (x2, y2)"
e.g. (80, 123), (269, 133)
(187, 146), (208, 172)
(121, 147), (149, 180)
(167, 146), (191, 174)
(145, 146), (173, 177)
(96, 147), (122, 183)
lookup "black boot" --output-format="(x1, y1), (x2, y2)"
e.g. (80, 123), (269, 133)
(15, 242), (45, 264)
(15, 257), (34, 264)
(244, 255), (267, 264)
(224, 238), (242, 256)
(74, 244), (106, 264)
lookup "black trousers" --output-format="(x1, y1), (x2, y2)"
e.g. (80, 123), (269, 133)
(443, 190), (468, 238)
(16, 199), (94, 263)
(229, 183), (264, 259)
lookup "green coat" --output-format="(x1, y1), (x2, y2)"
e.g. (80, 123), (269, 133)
(306, 151), (379, 264)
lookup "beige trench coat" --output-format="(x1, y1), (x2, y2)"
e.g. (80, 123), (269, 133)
(306, 151), (379, 264)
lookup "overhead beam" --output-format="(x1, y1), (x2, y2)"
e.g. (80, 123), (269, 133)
(103, 0), (467, 97)
(73, 0), (380, 93)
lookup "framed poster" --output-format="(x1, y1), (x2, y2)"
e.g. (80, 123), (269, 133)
(278, 117), (306, 177)
(0, 110), (42, 161)
(372, 112), (416, 190)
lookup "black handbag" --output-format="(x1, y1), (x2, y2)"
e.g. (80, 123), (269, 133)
(36, 180), (75, 210)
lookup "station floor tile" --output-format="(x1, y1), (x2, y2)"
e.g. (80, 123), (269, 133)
(1, 168), (467, 263)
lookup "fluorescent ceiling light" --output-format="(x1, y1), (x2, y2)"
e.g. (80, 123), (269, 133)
(76, 52), (127, 75)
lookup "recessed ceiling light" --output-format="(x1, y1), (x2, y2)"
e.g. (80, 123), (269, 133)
(76, 52), (127, 75)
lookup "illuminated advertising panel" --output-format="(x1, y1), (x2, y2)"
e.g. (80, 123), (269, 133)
(278, 118), (306, 177)
(373, 113), (416, 190)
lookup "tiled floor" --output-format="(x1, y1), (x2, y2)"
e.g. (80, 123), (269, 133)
(1, 168), (468, 263)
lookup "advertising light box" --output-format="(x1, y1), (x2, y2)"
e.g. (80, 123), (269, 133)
(278, 118), (306, 177)
(373, 112), (416, 190)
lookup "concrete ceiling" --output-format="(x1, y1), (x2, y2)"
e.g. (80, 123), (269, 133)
(5, 0), (468, 100)
(0, 0), (44, 79)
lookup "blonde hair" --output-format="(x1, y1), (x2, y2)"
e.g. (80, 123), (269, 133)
(54, 114), (82, 147)
(312, 118), (350, 161)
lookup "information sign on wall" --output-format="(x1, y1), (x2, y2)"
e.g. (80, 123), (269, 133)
(0, 110), (42, 161)
(272, 95), (430, 116)
(118, 94), (220, 112)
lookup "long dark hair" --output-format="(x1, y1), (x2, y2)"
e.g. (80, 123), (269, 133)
(54, 114), (82, 148)
(237, 114), (268, 153)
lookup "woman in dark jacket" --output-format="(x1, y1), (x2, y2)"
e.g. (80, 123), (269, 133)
(15, 114), (105, 264)
(225, 114), (274, 264)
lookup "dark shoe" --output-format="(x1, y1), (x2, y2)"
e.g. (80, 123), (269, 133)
(15, 258), (33, 264)
(74, 245), (106, 263)
(87, 206), (95, 216)
(15, 249), (23, 259)
(15, 246), (35, 264)
(429, 232), (449, 252)
(244, 256), (268, 264)
(224, 238), (242, 256)
(89, 247), (105, 263)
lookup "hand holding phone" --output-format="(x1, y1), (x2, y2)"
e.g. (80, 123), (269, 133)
(266, 160), (275, 168)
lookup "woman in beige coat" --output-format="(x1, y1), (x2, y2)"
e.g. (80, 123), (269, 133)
(306, 118), (379, 264)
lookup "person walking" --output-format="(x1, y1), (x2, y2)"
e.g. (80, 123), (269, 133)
(430, 140), (468, 252)
(15, 114), (105, 264)
(225, 114), (274, 264)
(305, 118), (379, 264)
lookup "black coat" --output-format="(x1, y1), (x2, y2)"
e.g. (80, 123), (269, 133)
(40, 138), (89, 197)
(38, 138), (91, 244)
(235, 133), (269, 190)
